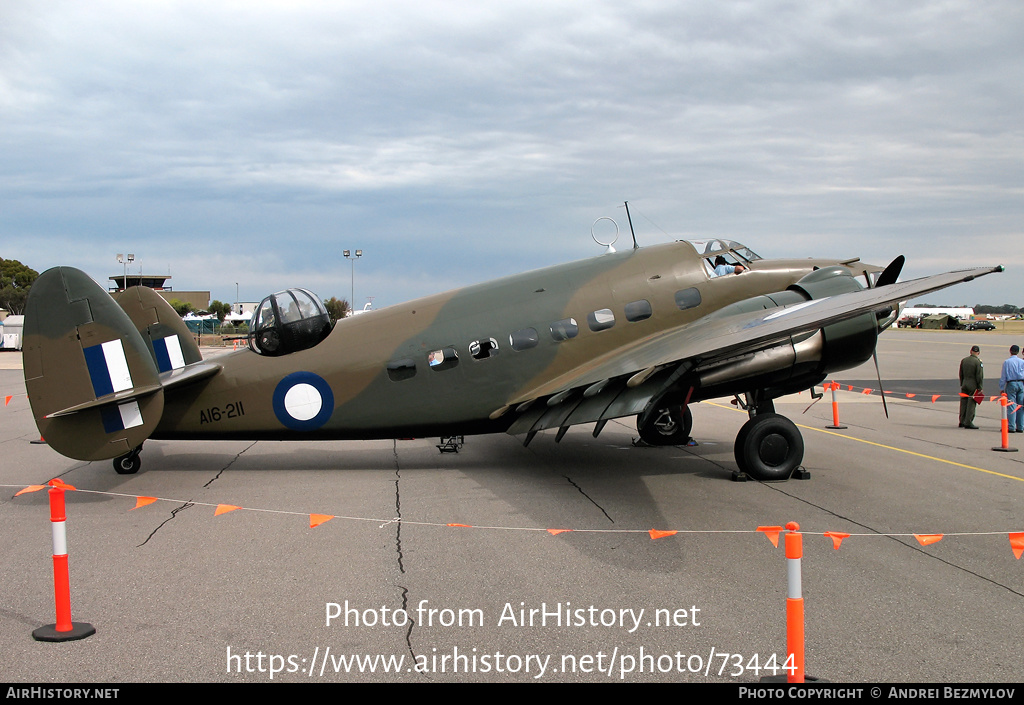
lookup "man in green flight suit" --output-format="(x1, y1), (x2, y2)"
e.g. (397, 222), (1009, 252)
(959, 344), (984, 429)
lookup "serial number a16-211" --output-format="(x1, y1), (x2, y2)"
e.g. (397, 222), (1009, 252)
(200, 401), (246, 425)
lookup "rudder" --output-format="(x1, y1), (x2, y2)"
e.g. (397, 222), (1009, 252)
(113, 285), (203, 372)
(23, 268), (164, 461)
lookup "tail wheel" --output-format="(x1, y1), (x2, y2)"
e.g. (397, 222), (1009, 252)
(113, 447), (142, 475)
(637, 405), (693, 445)
(734, 413), (803, 481)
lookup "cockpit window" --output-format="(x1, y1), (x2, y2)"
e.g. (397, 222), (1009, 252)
(686, 239), (762, 262)
(732, 246), (761, 262)
(248, 288), (332, 356)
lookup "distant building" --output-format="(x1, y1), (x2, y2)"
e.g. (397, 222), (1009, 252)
(109, 273), (173, 291)
(108, 273), (209, 312)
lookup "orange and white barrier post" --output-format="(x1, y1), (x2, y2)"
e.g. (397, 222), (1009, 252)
(32, 483), (95, 642)
(825, 382), (846, 430)
(784, 521), (805, 683)
(993, 393), (1018, 454)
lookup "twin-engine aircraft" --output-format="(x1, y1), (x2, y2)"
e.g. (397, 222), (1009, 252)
(23, 237), (1000, 481)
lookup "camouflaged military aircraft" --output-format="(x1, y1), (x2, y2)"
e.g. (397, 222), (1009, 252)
(22, 237), (1000, 481)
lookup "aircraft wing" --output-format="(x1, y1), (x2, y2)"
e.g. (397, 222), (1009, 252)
(503, 265), (1001, 436)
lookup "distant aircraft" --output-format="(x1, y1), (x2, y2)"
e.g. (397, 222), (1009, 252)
(22, 238), (1000, 481)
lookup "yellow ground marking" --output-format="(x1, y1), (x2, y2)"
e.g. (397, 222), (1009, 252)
(706, 401), (1024, 483)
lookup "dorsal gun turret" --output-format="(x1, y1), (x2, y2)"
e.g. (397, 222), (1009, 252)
(248, 288), (332, 356)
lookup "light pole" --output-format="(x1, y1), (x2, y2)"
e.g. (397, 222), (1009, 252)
(235, 282), (239, 315)
(343, 249), (362, 316)
(116, 254), (135, 291)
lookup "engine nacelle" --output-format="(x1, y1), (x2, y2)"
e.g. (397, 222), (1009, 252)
(789, 266), (878, 374)
(694, 266), (878, 397)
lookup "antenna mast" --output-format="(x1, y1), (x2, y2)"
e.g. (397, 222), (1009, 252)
(624, 201), (638, 249)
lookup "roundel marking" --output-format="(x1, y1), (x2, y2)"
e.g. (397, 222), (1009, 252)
(284, 383), (322, 421)
(272, 372), (334, 431)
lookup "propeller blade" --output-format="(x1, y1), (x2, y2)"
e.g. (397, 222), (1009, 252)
(873, 351), (889, 419)
(875, 255), (905, 287)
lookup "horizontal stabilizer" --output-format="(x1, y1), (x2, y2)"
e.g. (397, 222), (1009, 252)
(23, 267), (165, 461)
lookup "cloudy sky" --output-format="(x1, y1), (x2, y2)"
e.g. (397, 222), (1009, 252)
(2, 1), (1021, 309)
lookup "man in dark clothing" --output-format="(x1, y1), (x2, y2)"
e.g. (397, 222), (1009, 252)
(959, 345), (984, 429)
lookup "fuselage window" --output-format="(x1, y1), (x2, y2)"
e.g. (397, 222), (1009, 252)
(510, 327), (539, 351)
(550, 318), (579, 341)
(387, 358), (417, 382)
(470, 338), (499, 359)
(675, 288), (702, 311)
(588, 309), (616, 332)
(427, 347), (459, 371)
(624, 300), (652, 322)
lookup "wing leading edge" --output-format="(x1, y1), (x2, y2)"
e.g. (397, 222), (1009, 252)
(503, 264), (1002, 438)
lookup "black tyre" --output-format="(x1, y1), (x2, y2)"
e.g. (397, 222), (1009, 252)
(637, 405), (693, 445)
(733, 413), (803, 481)
(113, 453), (141, 475)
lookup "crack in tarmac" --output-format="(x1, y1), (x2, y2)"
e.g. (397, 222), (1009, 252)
(561, 474), (614, 524)
(392, 440), (421, 676)
(138, 442), (256, 546)
(761, 482), (1024, 600)
(203, 441), (258, 489)
(137, 501), (195, 548)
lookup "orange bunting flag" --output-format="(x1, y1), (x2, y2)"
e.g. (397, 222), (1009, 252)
(757, 526), (783, 547)
(132, 497), (158, 510)
(847, 385), (853, 391)
(906, 393), (916, 398)
(649, 529), (677, 540)
(47, 478), (75, 491)
(547, 529), (573, 535)
(823, 531), (850, 550)
(446, 523), (472, 528)
(990, 396), (999, 402)
(862, 388), (873, 395)
(310, 514), (333, 528)
(1009, 533), (1024, 560)
(3, 396), (11, 406)
(15, 484), (46, 496)
(931, 395), (940, 403)
(215, 504), (241, 516)
(914, 534), (943, 546)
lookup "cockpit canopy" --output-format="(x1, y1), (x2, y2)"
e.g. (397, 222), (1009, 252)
(247, 288), (332, 356)
(685, 239), (762, 263)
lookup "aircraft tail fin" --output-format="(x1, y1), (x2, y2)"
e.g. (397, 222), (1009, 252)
(23, 267), (165, 461)
(113, 284), (204, 371)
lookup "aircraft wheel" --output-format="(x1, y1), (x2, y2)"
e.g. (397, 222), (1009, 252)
(637, 405), (693, 445)
(734, 413), (803, 481)
(113, 452), (141, 475)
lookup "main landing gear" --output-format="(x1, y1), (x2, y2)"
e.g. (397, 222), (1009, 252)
(113, 445), (143, 475)
(732, 395), (807, 482)
(636, 405), (693, 446)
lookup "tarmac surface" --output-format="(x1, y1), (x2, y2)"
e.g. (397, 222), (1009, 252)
(1, 328), (1023, 683)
